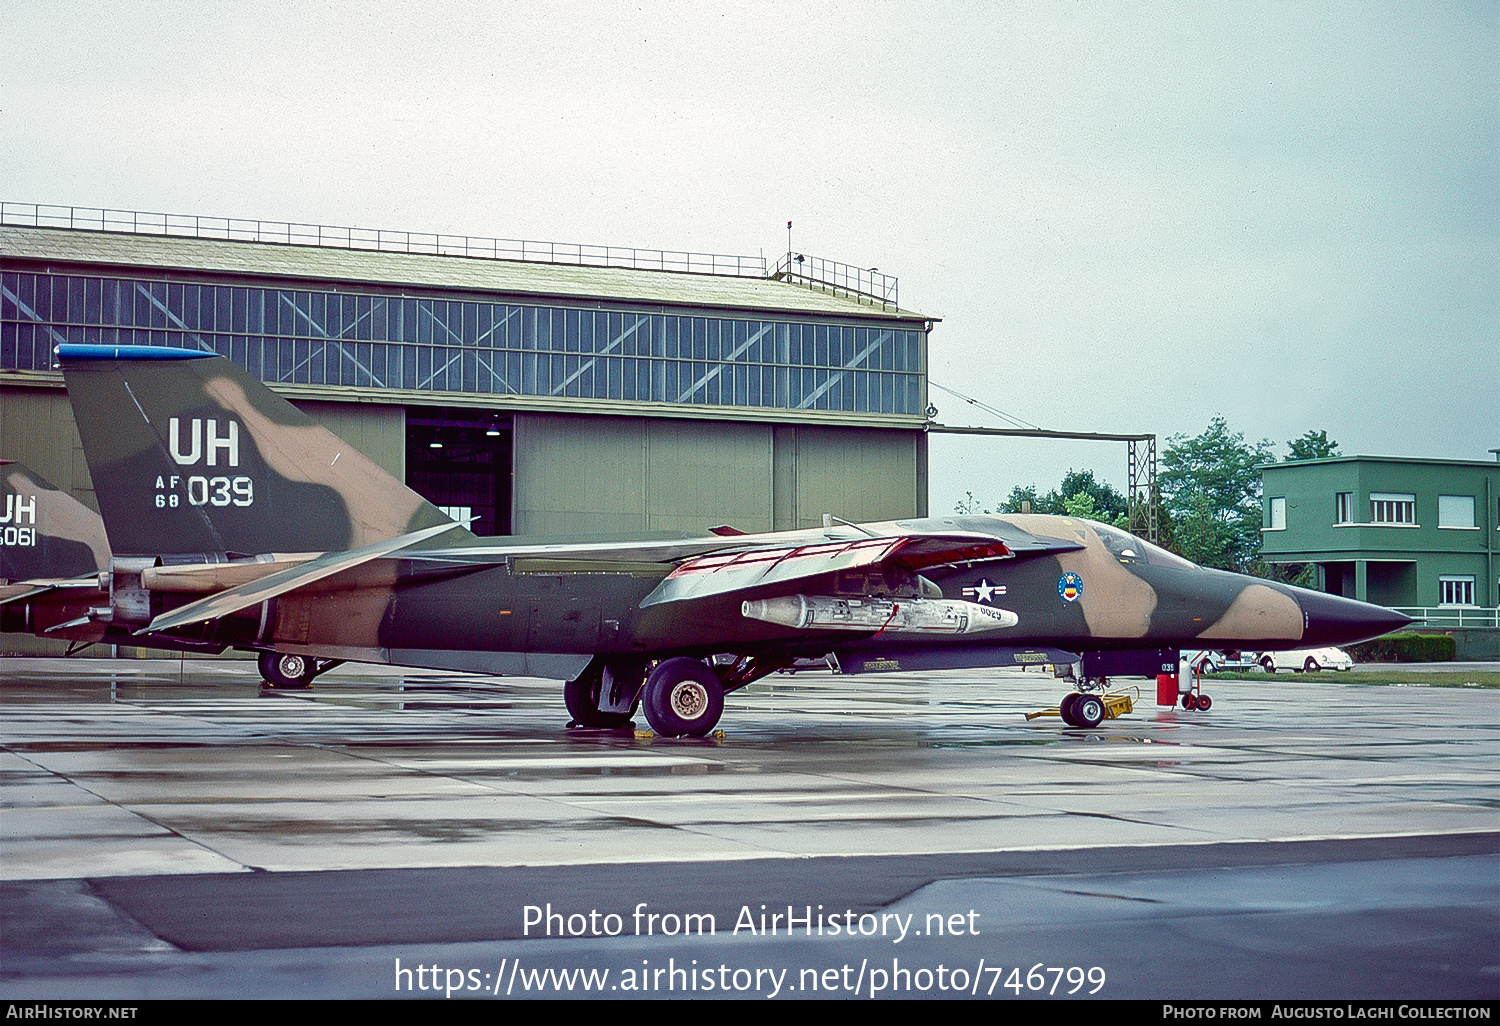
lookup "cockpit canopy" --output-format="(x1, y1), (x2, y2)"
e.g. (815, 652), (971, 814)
(1091, 521), (1196, 570)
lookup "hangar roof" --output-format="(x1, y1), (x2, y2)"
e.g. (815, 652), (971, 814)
(0, 225), (930, 322)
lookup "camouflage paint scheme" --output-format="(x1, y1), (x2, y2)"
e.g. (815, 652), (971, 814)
(1, 460), (255, 653)
(1, 460), (112, 643)
(41, 345), (1409, 734)
(1, 460), (110, 583)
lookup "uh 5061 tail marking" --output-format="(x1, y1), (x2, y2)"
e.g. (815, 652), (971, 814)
(1, 460), (114, 643)
(38, 344), (1409, 735)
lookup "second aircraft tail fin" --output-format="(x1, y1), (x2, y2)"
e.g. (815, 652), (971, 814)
(0, 460), (111, 583)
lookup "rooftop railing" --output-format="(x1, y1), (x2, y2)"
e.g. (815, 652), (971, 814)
(1, 202), (767, 276)
(771, 252), (899, 310)
(1391, 606), (1500, 629)
(2, 203), (900, 307)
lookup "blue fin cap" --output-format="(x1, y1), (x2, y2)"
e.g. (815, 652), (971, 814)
(55, 344), (215, 362)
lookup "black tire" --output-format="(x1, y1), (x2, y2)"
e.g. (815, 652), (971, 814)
(1260, 657), (1276, 673)
(564, 664), (633, 729)
(259, 650), (315, 689)
(1059, 693), (1081, 726)
(1073, 694), (1105, 728)
(1197, 694), (1213, 711)
(642, 657), (724, 737)
(1182, 692), (1198, 710)
(1304, 658), (1320, 673)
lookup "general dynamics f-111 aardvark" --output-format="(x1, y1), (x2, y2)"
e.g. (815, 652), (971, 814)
(0, 460), (113, 645)
(0, 459), (230, 656)
(43, 344), (1409, 734)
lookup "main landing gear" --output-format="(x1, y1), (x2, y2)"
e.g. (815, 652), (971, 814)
(641, 657), (725, 737)
(564, 659), (646, 729)
(638, 654), (791, 737)
(565, 653), (790, 737)
(257, 650), (337, 689)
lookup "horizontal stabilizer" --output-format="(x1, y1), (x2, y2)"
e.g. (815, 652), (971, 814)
(0, 584), (47, 605)
(142, 522), (462, 635)
(0, 578), (103, 606)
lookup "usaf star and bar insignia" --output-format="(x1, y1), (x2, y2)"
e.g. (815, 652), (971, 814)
(961, 578), (1006, 604)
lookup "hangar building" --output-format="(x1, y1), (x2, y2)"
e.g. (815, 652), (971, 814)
(1, 206), (932, 538)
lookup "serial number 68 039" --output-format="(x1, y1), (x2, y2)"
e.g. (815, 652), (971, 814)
(155, 475), (254, 508)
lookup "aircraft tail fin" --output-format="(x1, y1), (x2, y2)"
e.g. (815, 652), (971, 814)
(0, 460), (111, 583)
(55, 345), (477, 558)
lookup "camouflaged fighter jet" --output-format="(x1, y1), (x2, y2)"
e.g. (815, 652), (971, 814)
(49, 344), (1409, 734)
(1, 460), (113, 644)
(0, 459), (235, 654)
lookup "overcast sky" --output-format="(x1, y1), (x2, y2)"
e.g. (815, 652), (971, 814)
(3, 1), (1495, 513)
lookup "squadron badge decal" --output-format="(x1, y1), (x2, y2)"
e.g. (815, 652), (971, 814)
(1058, 572), (1083, 603)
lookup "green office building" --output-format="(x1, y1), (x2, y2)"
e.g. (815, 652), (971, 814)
(1260, 455), (1499, 623)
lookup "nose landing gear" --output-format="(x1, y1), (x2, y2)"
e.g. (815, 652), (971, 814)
(1060, 691), (1107, 728)
(1043, 680), (1135, 727)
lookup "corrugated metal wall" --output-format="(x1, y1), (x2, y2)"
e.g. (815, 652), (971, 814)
(0, 386), (96, 512)
(511, 412), (926, 536)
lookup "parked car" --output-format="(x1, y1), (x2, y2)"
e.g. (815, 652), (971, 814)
(1188, 650), (1262, 673)
(1258, 647), (1354, 673)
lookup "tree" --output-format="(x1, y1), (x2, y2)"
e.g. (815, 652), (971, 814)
(985, 470), (1131, 527)
(1171, 491), (1234, 570)
(1057, 468), (1128, 523)
(1160, 417), (1275, 573)
(997, 484), (1047, 514)
(1286, 430), (1340, 461)
(1062, 490), (1098, 519)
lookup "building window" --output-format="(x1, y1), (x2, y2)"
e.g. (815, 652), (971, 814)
(1268, 496), (1286, 530)
(1335, 492), (1354, 524)
(1438, 576), (1475, 606)
(1370, 492), (1415, 525)
(1438, 495), (1476, 529)
(0, 270), (928, 418)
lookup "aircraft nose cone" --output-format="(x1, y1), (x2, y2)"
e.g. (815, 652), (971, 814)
(1296, 590), (1412, 647)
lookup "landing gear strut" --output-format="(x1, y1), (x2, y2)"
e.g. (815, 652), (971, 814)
(565, 660), (644, 729)
(1057, 676), (1108, 728)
